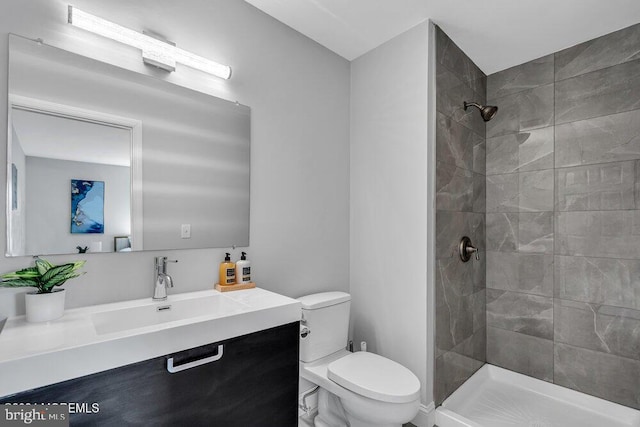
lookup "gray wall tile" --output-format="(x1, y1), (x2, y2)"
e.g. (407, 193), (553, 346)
(555, 343), (640, 409)
(473, 141), (486, 175)
(556, 161), (636, 211)
(487, 289), (553, 339)
(554, 299), (640, 360)
(519, 169), (554, 212)
(436, 211), (485, 260)
(435, 346), (484, 405)
(486, 213), (518, 252)
(436, 26), (486, 97)
(437, 66), (486, 137)
(555, 210), (640, 258)
(487, 84), (554, 138)
(555, 59), (640, 125)
(486, 127), (554, 175)
(486, 173), (519, 212)
(487, 327), (554, 381)
(486, 251), (554, 296)
(436, 111), (482, 171)
(554, 256), (640, 310)
(555, 23), (640, 81)
(435, 27), (487, 405)
(436, 161), (474, 211)
(555, 109), (640, 168)
(518, 212), (553, 254)
(488, 54), (554, 99)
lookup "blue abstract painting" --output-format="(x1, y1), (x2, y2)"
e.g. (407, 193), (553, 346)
(71, 180), (104, 234)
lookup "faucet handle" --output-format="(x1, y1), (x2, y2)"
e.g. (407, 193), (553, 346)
(166, 259), (178, 264)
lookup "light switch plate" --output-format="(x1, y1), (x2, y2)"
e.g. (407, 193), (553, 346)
(181, 224), (191, 239)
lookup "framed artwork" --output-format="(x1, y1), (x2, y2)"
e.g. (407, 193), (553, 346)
(71, 179), (104, 234)
(114, 236), (131, 252)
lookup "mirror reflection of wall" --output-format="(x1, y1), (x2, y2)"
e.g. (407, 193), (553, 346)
(7, 34), (250, 257)
(10, 108), (132, 256)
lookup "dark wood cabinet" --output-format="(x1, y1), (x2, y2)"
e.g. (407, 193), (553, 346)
(0, 322), (300, 426)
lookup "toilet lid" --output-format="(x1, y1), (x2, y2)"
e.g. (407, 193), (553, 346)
(327, 352), (420, 403)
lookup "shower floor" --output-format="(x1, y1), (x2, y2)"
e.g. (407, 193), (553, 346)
(436, 364), (640, 427)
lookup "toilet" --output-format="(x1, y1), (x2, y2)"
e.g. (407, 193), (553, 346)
(298, 292), (421, 427)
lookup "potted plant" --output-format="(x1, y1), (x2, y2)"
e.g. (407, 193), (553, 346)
(1, 258), (86, 322)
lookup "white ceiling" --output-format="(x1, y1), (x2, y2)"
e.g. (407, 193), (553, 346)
(12, 108), (131, 167)
(244, 0), (640, 74)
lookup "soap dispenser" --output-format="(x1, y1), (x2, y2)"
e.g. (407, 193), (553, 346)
(219, 253), (236, 286)
(235, 252), (251, 284)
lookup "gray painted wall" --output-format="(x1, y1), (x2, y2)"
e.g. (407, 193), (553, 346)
(485, 22), (640, 409)
(434, 26), (487, 405)
(25, 157), (130, 255)
(350, 21), (430, 406)
(0, 0), (350, 316)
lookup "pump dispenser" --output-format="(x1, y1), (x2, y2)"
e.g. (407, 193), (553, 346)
(235, 252), (251, 284)
(219, 253), (236, 286)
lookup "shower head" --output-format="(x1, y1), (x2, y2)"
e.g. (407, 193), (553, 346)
(464, 101), (498, 122)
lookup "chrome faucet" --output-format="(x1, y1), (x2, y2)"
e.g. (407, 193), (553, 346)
(153, 256), (178, 301)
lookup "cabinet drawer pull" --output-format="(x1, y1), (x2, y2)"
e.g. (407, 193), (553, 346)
(166, 344), (224, 373)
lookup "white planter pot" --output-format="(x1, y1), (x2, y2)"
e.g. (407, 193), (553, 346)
(25, 289), (66, 323)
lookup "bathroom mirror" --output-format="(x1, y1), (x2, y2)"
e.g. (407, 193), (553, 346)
(6, 34), (250, 256)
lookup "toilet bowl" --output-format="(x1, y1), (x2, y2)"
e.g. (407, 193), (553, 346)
(298, 292), (421, 427)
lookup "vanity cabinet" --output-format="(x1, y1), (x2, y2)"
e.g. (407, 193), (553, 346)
(0, 322), (299, 426)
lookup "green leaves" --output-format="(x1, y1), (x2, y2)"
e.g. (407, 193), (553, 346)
(0, 258), (86, 293)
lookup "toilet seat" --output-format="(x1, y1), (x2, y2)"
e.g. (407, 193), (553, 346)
(327, 352), (420, 404)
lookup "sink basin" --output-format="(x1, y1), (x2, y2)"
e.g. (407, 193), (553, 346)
(92, 294), (248, 335)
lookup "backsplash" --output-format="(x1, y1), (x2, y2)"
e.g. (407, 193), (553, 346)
(486, 22), (640, 409)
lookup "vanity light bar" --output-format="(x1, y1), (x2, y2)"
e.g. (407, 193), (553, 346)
(67, 6), (232, 80)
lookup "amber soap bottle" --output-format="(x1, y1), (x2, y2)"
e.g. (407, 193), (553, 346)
(219, 253), (236, 286)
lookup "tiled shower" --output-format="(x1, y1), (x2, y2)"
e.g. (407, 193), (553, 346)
(435, 23), (640, 408)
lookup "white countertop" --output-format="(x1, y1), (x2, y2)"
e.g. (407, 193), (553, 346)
(0, 288), (301, 397)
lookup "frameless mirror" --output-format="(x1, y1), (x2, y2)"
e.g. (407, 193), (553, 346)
(7, 34), (250, 256)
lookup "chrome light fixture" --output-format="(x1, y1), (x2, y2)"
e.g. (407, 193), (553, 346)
(68, 6), (232, 80)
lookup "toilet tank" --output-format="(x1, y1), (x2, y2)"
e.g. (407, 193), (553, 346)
(298, 292), (351, 363)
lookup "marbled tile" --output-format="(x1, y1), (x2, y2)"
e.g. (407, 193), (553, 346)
(486, 251), (554, 296)
(486, 127), (554, 175)
(487, 289), (553, 339)
(555, 109), (640, 167)
(437, 252), (485, 299)
(555, 210), (640, 258)
(556, 161), (636, 211)
(555, 22), (640, 81)
(436, 161), (473, 211)
(436, 26), (487, 96)
(555, 59), (640, 125)
(486, 213), (518, 252)
(487, 327), (553, 382)
(436, 257), (485, 360)
(435, 346), (484, 405)
(555, 256), (640, 310)
(472, 173), (485, 213)
(519, 169), (554, 212)
(437, 66), (486, 137)
(487, 84), (554, 138)
(554, 299), (640, 361)
(436, 282), (474, 356)
(486, 173), (519, 212)
(436, 211), (484, 260)
(473, 141), (486, 175)
(518, 212), (553, 254)
(554, 343), (640, 409)
(436, 111), (483, 171)
(488, 54), (554, 99)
